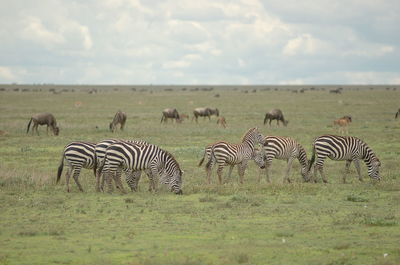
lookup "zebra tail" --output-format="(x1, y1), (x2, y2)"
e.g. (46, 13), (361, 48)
(198, 150), (206, 167)
(56, 153), (64, 184)
(26, 118), (33, 133)
(308, 144), (316, 172)
(93, 152), (97, 178)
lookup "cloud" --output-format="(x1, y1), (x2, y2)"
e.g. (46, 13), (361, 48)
(0, 0), (398, 84)
(0, 67), (16, 81)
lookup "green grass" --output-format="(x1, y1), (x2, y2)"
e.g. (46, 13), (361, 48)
(0, 86), (399, 265)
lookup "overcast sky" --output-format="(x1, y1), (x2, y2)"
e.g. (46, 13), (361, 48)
(1, 0), (399, 85)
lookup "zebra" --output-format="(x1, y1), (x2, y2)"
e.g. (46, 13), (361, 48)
(56, 141), (96, 192)
(204, 127), (265, 184)
(192, 107), (219, 122)
(94, 139), (150, 192)
(98, 142), (183, 194)
(258, 136), (310, 183)
(109, 111), (127, 132)
(308, 135), (381, 183)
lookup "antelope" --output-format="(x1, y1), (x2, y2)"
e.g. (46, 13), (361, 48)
(217, 117), (227, 128)
(333, 115), (352, 134)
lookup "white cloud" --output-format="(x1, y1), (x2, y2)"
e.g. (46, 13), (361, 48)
(0, 67), (16, 80)
(0, 0), (399, 84)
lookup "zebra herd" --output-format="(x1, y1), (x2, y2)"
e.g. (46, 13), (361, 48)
(56, 128), (381, 194)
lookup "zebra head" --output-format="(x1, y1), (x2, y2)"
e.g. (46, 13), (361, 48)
(368, 158), (381, 180)
(252, 149), (266, 169)
(301, 161), (311, 181)
(161, 152), (183, 194)
(243, 127), (265, 146)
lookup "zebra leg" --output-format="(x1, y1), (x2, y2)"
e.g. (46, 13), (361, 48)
(216, 165), (225, 184)
(96, 168), (102, 192)
(353, 159), (363, 182)
(113, 168), (126, 194)
(343, 160), (352, 183)
(265, 161), (272, 183)
(284, 158), (294, 183)
(237, 162), (248, 184)
(65, 167), (72, 192)
(206, 161), (214, 184)
(72, 167), (84, 192)
(227, 165), (234, 179)
(106, 172), (114, 193)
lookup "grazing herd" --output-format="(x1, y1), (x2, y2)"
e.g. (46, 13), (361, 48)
(25, 104), (390, 194)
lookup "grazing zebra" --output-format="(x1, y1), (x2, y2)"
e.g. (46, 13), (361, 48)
(204, 127), (265, 184)
(161, 108), (180, 123)
(192, 107), (219, 122)
(263, 109), (288, 126)
(94, 139), (150, 192)
(308, 135), (381, 183)
(56, 141), (96, 192)
(258, 136), (310, 183)
(109, 111), (127, 132)
(98, 142), (183, 194)
(27, 112), (60, 136)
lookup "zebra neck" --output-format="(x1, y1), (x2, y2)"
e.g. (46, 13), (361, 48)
(298, 147), (308, 168)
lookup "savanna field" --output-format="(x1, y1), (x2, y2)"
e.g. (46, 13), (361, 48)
(0, 85), (399, 265)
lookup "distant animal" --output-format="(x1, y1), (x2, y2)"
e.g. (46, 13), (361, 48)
(395, 109), (400, 119)
(217, 116), (227, 128)
(74, 101), (82, 108)
(177, 114), (189, 123)
(0, 130), (7, 136)
(263, 109), (288, 126)
(94, 139), (150, 192)
(204, 127), (265, 184)
(258, 136), (310, 183)
(57, 141), (96, 192)
(330, 88), (342, 94)
(98, 142), (183, 194)
(333, 115), (352, 134)
(192, 107), (219, 122)
(109, 111), (126, 132)
(27, 112), (59, 136)
(161, 108), (180, 123)
(308, 135), (381, 183)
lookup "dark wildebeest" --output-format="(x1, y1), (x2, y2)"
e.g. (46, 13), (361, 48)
(192, 107), (219, 122)
(161, 108), (180, 123)
(27, 113), (59, 136)
(395, 109), (400, 119)
(263, 109), (288, 126)
(109, 111), (127, 132)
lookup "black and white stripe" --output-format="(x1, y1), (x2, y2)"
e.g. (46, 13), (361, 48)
(57, 141), (96, 192)
(205, 127), (265, 184)
(308, 135), (381, 183)
(94, 139), (149, 192)
(99, 142), (183, 194)
(259, 136), (309, 183)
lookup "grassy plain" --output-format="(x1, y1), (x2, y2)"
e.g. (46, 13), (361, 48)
(0, 85), (399, 265)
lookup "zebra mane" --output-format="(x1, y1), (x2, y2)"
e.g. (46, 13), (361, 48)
(241, 127), (257, 142)
(163, 149), (182, 172)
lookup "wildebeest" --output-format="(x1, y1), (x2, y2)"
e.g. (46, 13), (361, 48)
(27, 113), (59, 136)
(330, 88), (342, 94)
(263, 109), (288, 126)
(109, 111), (127, 132)
(160, 108), (180, 123)
(395, 108), (400, 119)
(333, 115), (352, 134)
(217, 116), (227, 128)
(192, 107), (219, 122)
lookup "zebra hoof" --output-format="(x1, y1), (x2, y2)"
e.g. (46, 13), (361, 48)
(175, 190), (183, 195)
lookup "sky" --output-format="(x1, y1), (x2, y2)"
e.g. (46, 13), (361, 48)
(1, 0), (399, 85)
